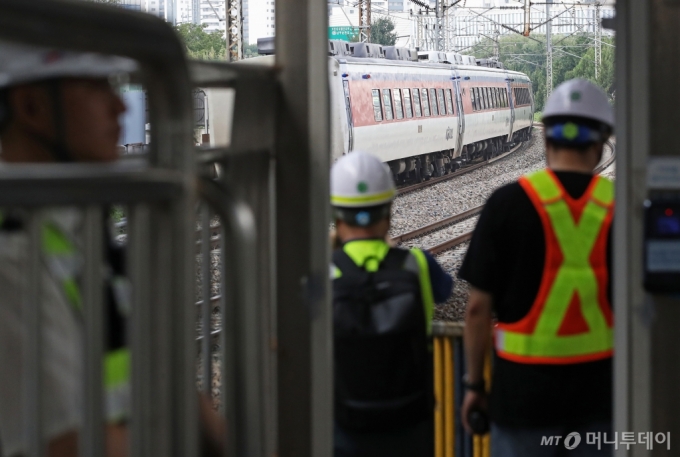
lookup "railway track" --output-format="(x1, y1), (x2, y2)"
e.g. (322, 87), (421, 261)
(393, 139), (617, 256)
(397, 139), (530, 196)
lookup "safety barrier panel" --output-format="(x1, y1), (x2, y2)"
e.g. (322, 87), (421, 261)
(432, 322), (492, 457)
(0, 0), (331, 454)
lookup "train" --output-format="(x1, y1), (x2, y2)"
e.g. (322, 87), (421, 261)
(205, 41), (534, 184)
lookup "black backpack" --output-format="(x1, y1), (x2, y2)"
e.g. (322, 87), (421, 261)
(332, 246), (433, 432)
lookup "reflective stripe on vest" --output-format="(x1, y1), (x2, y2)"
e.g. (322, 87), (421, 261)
(494, 170), (614, 364)
(0, 211), (133, 419)
(334, 239), (435, 335)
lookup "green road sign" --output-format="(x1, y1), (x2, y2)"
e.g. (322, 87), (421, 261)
(329, 26), (359, 41)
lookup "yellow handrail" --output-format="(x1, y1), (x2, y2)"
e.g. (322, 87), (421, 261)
(433, 322), (492, 457)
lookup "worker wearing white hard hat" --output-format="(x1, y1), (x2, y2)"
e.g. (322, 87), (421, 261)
(0, 41), (135, 163)
(459, 79), (616, 456)
(0, 41), (226, 457)
(330, 151), (453, 457)
(542, 78), (614, 150)
(0, 41), (136, 457)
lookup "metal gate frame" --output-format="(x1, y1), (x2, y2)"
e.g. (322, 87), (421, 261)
(0, 0), (332, 455)
(0, 1), (196, 456)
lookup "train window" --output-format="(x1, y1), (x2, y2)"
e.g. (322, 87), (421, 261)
(382, 89), (394, 120)
(421, 88), (431, 116)
(487, 87), (494, 109)
(493, 88), (499, 108)
(471, 88), (477, 111)
(445, 89), (454, 115)
(413, 88), (423, 117)
(502, 89), (508, 107)
(480, 88), (487, 110)
(437, 88), (446, 115)
(393, 89), (404, 120)
(372, 89), (383, 121)
(403, 89), (414, 118)
(429, 88), (438, 116)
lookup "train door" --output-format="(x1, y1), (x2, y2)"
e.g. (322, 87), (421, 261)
(453, 69), (465, 157)
(505, 72), (515, 142)
(340, 65), (354, 152)
(528, 81), (535, 130)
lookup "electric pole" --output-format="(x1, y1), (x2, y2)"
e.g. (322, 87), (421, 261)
(226, 0), (243, 61)
(359, 0), (371, 42)
(546, 0), (553, 99)
(523, 0), (530, 36)
(436, 0), (444, 52)
(494, 29), (500, 60)
(594, 2), (602, 80)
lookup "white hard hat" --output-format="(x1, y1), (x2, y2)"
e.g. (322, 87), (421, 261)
(543, 79), (613, 129)
(331, 151), (396, 208)
(0, 41), (137, 89)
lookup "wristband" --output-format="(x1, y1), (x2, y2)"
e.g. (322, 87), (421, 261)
(463, 374), (486, 393)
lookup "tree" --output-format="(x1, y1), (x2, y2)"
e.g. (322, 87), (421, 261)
(467, 33), (615, 111)
(370, 17), (397, 46)
(346, 30), (361, 43)
(174, 23), (226, 61)
(244, 43), (259, 59)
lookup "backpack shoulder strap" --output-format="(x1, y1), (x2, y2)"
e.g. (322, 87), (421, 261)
(332, 248), (363, 276)
(379, 248), (411, 271)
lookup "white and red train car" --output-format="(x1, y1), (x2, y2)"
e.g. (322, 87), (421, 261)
(328, 50), (534, 182)
(207, 43), (534, 182)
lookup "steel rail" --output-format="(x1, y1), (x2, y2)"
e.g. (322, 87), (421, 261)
(203, 140), (616, 341)
(402, 139), (616, 255)
(390, 205), (484, 244)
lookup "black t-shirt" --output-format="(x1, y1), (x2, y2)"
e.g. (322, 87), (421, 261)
(458, 171), (613, 428)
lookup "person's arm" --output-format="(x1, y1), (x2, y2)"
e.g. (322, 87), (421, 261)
(47, 424), (128, 457)
(47, 398), (225, 457)
(199, 394), (227, 457)
(461, 287), (493, 434)
(424, 251), (454, 304)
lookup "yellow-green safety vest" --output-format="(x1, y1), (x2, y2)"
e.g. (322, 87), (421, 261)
(495, 169), (615, 364)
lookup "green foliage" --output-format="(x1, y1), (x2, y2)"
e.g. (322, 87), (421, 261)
(466, 34), (615, 111)
(244, 43), (259, 59)
(346, 30), (361, 43)
(370, 17), (398, 46)
(174, 23), (226, 61)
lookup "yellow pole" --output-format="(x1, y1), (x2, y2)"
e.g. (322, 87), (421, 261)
(434, 337), (444, 457)
(482, 339), (493, 457)
(444, 337), (454, 457)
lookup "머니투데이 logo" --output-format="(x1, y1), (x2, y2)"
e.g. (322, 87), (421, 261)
(564, 432), (581, 450)
(541, 432), (581, 449)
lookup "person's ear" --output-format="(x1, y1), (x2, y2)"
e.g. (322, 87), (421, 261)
(8, 84), (55, 137)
